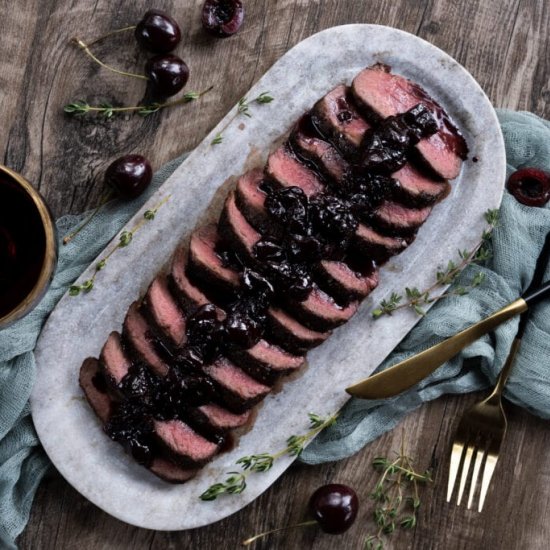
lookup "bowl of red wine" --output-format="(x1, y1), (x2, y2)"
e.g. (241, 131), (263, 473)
(0, 164), (57, 328)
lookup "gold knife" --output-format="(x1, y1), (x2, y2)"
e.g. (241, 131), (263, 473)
(346, 280), (550, 399)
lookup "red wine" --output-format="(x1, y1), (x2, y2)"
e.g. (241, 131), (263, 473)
(0, 173), (46, 319)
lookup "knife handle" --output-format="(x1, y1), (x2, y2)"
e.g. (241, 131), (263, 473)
(523, 279), (550, 307)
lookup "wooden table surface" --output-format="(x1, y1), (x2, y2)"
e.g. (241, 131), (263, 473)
(2, 0), (548, 548)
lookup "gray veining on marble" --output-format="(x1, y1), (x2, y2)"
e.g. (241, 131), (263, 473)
(31, 25), (505, 530)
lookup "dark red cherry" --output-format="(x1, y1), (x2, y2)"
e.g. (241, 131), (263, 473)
(507, 167), (550, 207)
(253, 239), (285, 262)
(201, 0), (244, 38)
(145, 54), (189, 98)
(105, 155), (153, 199)
(308, 484), (359, 534)
(135, 10), (182, 53)
(224, 305), (262, 349)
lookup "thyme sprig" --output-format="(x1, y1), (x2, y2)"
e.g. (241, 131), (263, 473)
(69, 196), (170, 296)
(199, 411), (338, 501)
(210, 91), (274, 145)
(64, 86), (213, 118)
(364, 436), (432, 550)
(372, 208), (499, 318)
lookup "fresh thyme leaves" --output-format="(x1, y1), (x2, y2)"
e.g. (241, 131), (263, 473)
(237, 96), (252, 118)
(64, 87), (213, 119)
(255, 91), (274, 104)
(364, 436), (432, 549)
(211, 133), (223, 145)
(199, 411), (338, 501)
(372, 208), (499, 319)
(69, 196), (170, 296)
(210, 91), (274, 145)
(200, 472), (248, 501)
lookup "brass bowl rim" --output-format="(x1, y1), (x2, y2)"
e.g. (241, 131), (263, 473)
(0, 164), (57, 326)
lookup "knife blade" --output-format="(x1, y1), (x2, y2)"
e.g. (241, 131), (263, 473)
(346, 231), (550, 400)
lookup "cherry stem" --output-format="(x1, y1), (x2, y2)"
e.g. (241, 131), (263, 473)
(63, 189), (115, 245)
(87, 25), (137, 47)
(241, 520), (317, 546)
(72, 38), (148, 81)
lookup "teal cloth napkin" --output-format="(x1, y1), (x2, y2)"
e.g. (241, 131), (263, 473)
(0, 111), (548, 547)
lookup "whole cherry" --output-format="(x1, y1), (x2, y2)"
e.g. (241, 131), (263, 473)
(72, 11), (189, 101)
(145, 54), (190, 98)
(63, 154), (153, 244)
(105, 155), (153, 199)
(242, 483), (359, 545)
(134, 9), (182, 53)
(507, 167), (550, 207)
(201, 0), (244, 38)
(309, 483), (359, 534)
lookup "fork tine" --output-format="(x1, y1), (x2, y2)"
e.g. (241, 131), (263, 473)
(447, 442), (464, 502)
(478, 451), (499, 512)
(467, 445), (485, 509)
(457, 441), (475, 506)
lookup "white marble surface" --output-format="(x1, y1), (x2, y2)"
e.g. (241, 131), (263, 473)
(31, 24), (505, 530)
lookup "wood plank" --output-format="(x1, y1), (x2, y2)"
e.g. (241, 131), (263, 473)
(6, 0), (549, 548)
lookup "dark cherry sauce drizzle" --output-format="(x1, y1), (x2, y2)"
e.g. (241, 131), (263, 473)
(105, 104), (439, 461)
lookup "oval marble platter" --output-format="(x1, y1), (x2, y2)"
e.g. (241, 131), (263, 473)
(31, 24), (505, 530)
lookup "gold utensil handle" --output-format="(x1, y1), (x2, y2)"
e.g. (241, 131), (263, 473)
(346, 297), (528, 399)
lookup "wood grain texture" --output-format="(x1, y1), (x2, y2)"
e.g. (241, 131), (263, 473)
(2, 0), (547, 548)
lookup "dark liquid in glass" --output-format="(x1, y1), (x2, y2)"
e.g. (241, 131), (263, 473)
(0, 173), (46, 318)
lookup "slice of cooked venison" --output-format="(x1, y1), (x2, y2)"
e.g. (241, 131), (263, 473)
(314, 260), (379, 303)
(391, 164), (451, 207)
(370, 201), (432, 236)
(284, 285), (359, 332)
(219, 191), (262, 265)
(228, 339), (304, 385)
(100, 331), (132, 388)
(352, 224), (408, 264)
(291, 123), (350, 185)
(170, 246), (211, 312)
(204, 358), (270, 413)
(154, 419), (220, 468)
(266, 145), (324, 197)
(144, 275), (187, 348)
(311, 84), (371, 159)
(235, 170), (272, 233)
(193, 404), (251, 433)
(351, 64), (467, 179)
(80, 357), (114, 423)
(149, 458), (198, 484)
(187, 224), (240, 300)
(265, 307), (330, 354)
(123, 302), (169, 377)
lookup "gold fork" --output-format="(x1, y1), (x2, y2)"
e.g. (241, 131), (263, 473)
(446, 231), (550, 512)
(446, 336), (520, 512)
